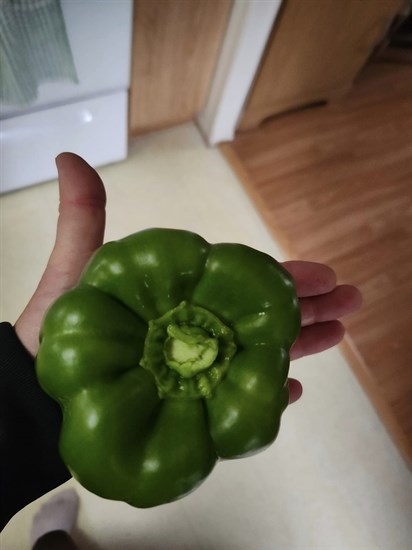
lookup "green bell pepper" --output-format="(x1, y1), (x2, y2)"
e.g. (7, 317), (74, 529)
(36, 228), (300, 507)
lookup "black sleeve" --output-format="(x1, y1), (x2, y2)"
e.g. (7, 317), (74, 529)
(0, 322), (70, 531)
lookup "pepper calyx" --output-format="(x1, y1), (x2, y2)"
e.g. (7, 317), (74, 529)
(140, 301), (236, 399)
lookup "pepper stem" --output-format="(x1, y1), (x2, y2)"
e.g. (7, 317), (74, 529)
(140, 301), (237, 399)
(164, 324), (219, 378)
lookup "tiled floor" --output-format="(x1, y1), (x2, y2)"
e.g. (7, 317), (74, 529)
(1, 124), (411, 549)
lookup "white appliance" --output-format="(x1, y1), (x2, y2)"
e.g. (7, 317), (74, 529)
(0, 0), (133, 194)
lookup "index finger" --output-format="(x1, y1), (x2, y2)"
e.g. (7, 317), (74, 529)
(282, 261), (337, 298)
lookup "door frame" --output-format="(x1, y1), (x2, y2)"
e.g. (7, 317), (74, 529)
(197, 0), (283, 145)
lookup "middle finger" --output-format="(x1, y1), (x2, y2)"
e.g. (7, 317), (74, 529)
(299, 284), (362, 327)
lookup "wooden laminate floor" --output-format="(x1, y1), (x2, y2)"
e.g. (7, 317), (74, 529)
(223, 61), (412, 466)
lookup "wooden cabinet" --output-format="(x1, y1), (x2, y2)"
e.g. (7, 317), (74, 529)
(239, 0), (404, 131)
(129, 0), (232, 136)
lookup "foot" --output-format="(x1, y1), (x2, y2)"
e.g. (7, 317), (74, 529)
(30, 488), (79, 548)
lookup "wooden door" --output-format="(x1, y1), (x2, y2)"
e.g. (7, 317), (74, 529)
(129, 0), (232, 136)
(239, 0), (404, 131)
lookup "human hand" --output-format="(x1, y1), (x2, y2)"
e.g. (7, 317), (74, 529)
(14, 153), (106, 356)
(284, 261), (362, 403)
(14, 154), (361, 406)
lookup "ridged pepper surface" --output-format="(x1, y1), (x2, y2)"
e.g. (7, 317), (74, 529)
(36, 228), (300, 507)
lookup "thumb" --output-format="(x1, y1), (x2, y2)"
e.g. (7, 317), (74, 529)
(15, 153), (106, 356)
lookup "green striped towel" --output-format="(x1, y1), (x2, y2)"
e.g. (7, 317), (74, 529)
(0, 0), (78, 106)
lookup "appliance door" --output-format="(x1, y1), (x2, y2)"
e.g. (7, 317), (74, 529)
(1, 0), (133, 193)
